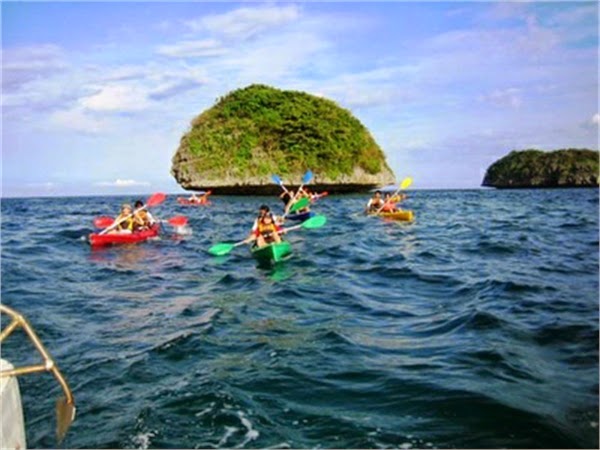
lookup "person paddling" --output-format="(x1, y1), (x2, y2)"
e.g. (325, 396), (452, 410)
(365, 190), (384, 214)
(110, 204), (135, 233)
(133, 200), (156, 231)
(244, 205), (283, 248)
(381, 193), (398, 213)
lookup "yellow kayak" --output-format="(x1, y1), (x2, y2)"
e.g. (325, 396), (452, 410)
(370, 210), (415, 221)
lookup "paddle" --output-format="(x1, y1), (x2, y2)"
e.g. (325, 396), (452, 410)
(93, 216), (114, 228)
(99, 192), (166, 235)
(285, 170), (313, 212)
(374, 177), (412, 214)
(286, 196), (310, 215)
(281, 214), (327, 233)
(271, 174), (291, 194)
(295, 170), (313, 198)
(163, 216), (188, 227)
(208, 214), (326, 256)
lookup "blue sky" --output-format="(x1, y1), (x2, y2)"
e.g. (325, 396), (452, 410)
(2, 1), (598, 197)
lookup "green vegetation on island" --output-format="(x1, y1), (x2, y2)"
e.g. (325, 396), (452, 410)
(171, 84), (394, 193)
(482, 149), (599, 188)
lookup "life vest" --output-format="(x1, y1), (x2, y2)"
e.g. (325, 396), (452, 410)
(116, 215), (134, 231)
(134, 211), (151, 230)
(381, 202), (395, 212)
(255, 220), (280, 238)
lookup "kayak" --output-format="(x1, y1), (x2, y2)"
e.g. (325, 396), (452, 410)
(177, 197), (210, 206)
(310, 192), (328, 203)
(88, 225), (160, 247)
(373, 210), (415, 221)
(251, 241), (292, 264)
(286, 211), (315, 222)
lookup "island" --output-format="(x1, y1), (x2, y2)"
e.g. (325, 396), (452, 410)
(171, 84), (395, 194)
(482, 149), (599, 188)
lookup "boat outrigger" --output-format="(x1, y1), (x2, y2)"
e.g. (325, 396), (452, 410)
(0, 304), (76, 448)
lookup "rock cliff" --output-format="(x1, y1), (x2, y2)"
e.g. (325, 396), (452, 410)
(171, 84), (395, 194)
(482, 149), (599, 188)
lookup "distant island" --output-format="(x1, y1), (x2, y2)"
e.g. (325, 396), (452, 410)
(482, 149), (599, 188)
(171, 84), (395, 194)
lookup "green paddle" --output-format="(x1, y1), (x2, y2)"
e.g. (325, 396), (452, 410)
(281, 214), (327, 233)
(286, 196), (310, 214)
(208, 214), (327, 256)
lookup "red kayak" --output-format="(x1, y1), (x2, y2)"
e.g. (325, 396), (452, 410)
(310, 192), (328, 203)
(177, 197), (211, 206)
(89, 225), (160, 247)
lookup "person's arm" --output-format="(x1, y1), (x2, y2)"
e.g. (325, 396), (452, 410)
(243, 223), (258, 244)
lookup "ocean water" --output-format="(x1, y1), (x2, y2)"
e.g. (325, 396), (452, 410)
(1, 189), (598, 449)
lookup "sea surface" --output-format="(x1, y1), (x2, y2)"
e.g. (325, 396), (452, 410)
(1, 189), (598, 449)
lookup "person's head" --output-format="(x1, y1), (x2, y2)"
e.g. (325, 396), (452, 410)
(260, 212), (275, 225)
(121, 204), (132, 214)
(258, 204), (270, 218)
(384, 193), (391, 199)
(134, 200), (143, 208)
(374, 190), (381, 198)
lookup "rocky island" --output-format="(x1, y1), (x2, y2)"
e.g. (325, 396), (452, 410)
(171, 84), (395, 194)
(482, 149), (599, 189)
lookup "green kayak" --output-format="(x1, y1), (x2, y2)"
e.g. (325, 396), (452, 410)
(251, 241), (292, 264)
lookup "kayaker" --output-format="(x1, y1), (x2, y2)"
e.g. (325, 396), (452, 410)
(111, 204), (135, 233)
(280, 190), (292, 208)
(289, 188), (312, 214)
(365, 191), (384, 213)
(133, 200), (155, 231)
(189, 193), (200, 204)
(381, 193), (397, 213)
(245, 205), (283, 247)
(281, 190), (296, 214)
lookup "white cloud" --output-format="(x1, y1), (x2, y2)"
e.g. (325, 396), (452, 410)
(2, 44), (67, 91)
(479, 88), (523, 108)
(26, 182), (57, 189)
(80, 85), (150, 112)
(582, 113), (600, 131)
(185, 5), (300, 40)
(49, 107), (108, 134)
(156, 39), (227, 58)
(95, 179), (151, 187)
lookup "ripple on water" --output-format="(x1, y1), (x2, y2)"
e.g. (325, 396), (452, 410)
(0, 191), (597, 449)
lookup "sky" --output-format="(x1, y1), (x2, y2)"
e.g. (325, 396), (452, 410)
(2, 1), (598, 197)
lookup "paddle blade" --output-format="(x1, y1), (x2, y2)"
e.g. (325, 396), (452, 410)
(168, 216), (188, 226)
(289, 197), (310, 213)
(56, 396), (75, 444)
(400, 177), (413, 190)
(271, 174), (282, 185)
(146, 192), (166, 207)
(301, 214), (327, 229)
(302, 170), (313, 184)
(208, 243), (235, 256)
(93, 216), (114, 228)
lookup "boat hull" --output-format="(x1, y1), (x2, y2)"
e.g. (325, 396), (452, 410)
(371, 210), (415, 221)
(286, 211), (315, 222)
(88, 225), (160, 247)
(251, 242), (292, 263)
(177, 197), (210, 206)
